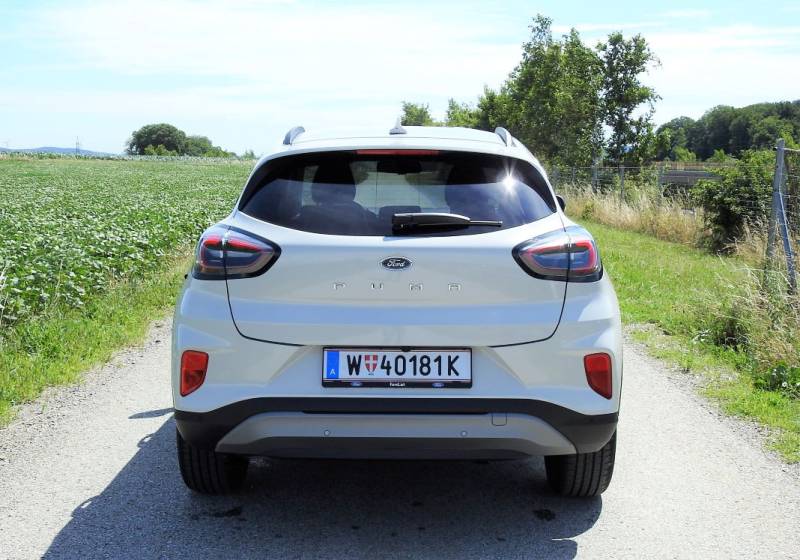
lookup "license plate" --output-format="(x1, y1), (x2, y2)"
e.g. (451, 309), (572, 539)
(322, 348), (472, 388)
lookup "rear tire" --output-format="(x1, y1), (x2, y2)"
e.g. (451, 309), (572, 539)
(545, 431), (616, 497)
(176, 429), (249, 494)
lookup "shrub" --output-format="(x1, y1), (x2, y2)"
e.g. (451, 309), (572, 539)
(692, 150), (774, 250)
(143, 144), (177, 156)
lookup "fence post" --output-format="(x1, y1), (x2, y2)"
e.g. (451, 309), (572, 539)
(767, 139), (785, 264)
(656, 162), (664, 193)
(618, 164), (625, 202)
(779, 188), (797, 294)
(571, 166), (576, 186)
(591, 160), (599, 191)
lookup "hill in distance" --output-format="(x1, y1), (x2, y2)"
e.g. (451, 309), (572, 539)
(0, 146), (118, 157)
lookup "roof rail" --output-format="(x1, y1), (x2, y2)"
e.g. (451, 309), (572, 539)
(494, 127), (514, 147)
(283, 126), (305, 145)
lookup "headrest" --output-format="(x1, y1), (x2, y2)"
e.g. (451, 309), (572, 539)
(445, 163), (487, 185)
(312, 162), (356, 204)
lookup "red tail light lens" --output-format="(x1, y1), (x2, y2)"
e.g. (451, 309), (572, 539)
(180, 350), (208, 396)
(513, 227), (602, 282)
(584, 353), (612, 399)
(192, 226), (280, 280)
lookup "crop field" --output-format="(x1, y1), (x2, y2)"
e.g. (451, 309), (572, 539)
(0, 156), (251, 419)
(0, 157), (251, 327)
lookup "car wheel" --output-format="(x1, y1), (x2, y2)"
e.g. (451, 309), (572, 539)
(545, 431), (616, 497)
(176, 429), (249, 494)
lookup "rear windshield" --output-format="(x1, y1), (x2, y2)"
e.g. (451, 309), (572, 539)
(239, 151), (556, 236)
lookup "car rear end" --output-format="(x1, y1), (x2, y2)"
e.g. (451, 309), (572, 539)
(172, 126), (622, 496)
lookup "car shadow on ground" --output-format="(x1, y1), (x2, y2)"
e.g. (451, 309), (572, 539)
(43, 416), (602, 559)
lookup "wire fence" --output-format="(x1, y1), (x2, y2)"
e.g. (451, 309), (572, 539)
(547, 161), (734, 198)
(546, 145), (800, 294)
(765, 139), (800, 292)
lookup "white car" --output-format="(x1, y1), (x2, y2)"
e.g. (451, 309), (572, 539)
(172, 124), (622, 497)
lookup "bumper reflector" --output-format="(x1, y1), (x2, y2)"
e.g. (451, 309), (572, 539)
(180, 351), (209, 396)
(584, 353), (612, 399)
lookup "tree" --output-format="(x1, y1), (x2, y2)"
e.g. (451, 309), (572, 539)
(126, 123), (187, 155)
(184, 135), (215, 157)
(673, 146), (697, 162)
(475, 87), (511, 132)
(499, 16), (604, 166)
(444, 99), (481, 128)
(689, 105), (737, 158)
(598, 32), (660, 166)
(655, 116), (694, 160)
(395, 15), (662, 168)
(400, 102), (437, 126)
(750, 115), (795, 149)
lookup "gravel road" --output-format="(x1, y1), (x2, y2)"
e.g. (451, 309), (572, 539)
(1, 319), (798, 559)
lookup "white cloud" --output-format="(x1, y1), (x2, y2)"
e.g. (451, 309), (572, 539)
(6, 0), (523, 152)
(34, 1), (517, 94)
(646, 24), (800, 123)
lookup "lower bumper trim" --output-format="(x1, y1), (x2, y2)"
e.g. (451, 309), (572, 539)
(175, 397), (618, 455)
(215, 412), (576, 458)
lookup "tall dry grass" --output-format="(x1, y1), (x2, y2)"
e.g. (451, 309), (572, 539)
(563, 184), (769, 265)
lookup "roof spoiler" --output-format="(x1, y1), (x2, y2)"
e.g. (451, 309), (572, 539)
(494, 127), (514, 147)
(283, 126), (305, 145)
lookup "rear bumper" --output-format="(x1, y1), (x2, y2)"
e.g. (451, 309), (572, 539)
(174, 397), (618, 458)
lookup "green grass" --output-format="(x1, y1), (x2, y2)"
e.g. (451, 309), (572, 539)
(583, 220), (800, 462)
(0, 254), (191, 422)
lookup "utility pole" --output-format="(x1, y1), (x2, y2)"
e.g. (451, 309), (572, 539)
(75, 137), (81, 156)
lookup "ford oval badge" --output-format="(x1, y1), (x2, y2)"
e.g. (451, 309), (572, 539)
(381, 257), (412, 271)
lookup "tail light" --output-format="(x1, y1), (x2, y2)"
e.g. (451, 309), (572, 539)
(192, 226), (280, 280)
(180, 350), (208, 396)
(513, 226), (602, 282)
(584, 353), (612, 399)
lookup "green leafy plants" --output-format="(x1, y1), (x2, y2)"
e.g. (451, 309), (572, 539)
(0, 157), (249, 328)
(0, 157), (251, 420)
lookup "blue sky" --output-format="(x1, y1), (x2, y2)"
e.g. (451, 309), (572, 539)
(1, 0), (799, 154)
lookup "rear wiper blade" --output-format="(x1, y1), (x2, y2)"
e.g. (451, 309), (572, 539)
(392, 212), (502, 232)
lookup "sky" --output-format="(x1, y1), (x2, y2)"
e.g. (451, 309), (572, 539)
(1, 0), (799, 154)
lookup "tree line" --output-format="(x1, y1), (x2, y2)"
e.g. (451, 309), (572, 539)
(655, 102), (800, 162)
(126, 123), (256, 158)
(401, 15), (798, 168)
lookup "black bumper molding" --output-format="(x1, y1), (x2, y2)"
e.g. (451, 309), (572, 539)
(175, 397), (618, 455)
